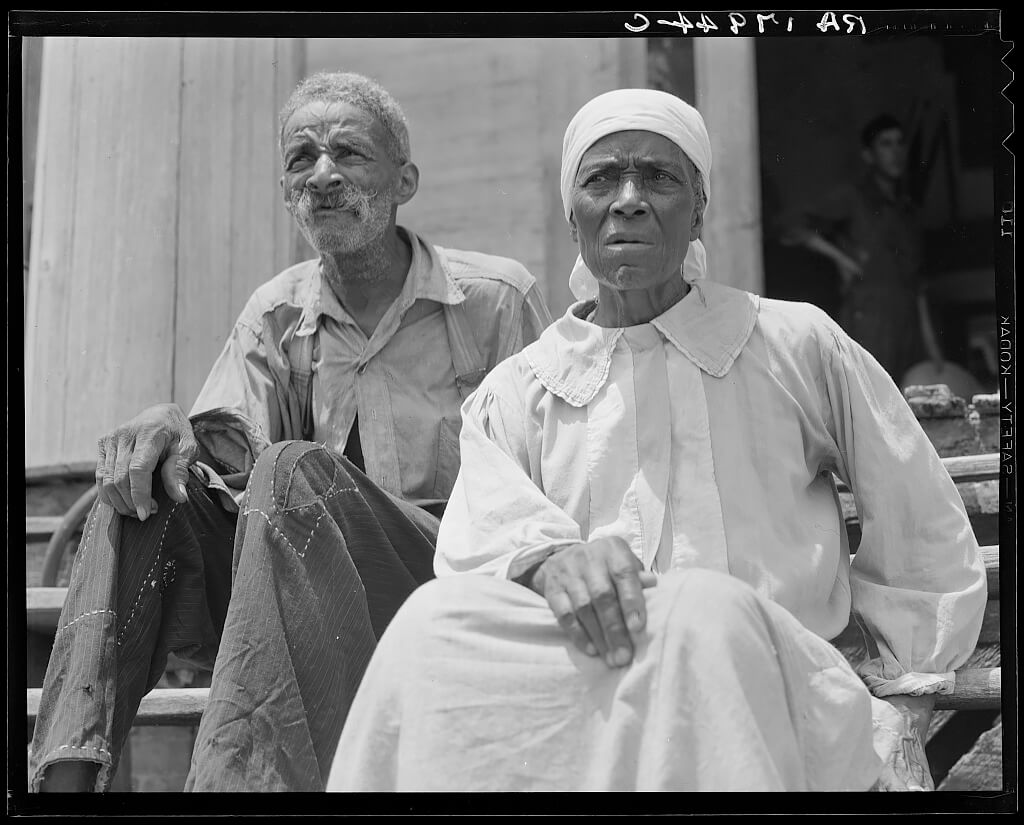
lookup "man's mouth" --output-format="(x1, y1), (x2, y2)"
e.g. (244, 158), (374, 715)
(312, 203), (358, 216)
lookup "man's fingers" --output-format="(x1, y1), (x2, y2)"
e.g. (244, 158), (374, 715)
(127, 432), (167, 520)
(95, 438), (109, 498)
(112, 432), (139, 516)
(161, 427), (198, 503)
(547, 588), (598, 658)
(99, 438), (132, 516)
(160, 450), (190, 503)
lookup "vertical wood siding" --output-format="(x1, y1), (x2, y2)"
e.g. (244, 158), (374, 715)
(25, 37), (305, 468)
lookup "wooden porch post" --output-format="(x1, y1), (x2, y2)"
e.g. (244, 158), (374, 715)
(693, 38), (765, 294)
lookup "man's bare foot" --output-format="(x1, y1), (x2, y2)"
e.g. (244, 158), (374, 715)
(38, 760), (100, 792)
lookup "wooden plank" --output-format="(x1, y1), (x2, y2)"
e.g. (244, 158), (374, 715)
(927, 646), (1001, 739)
(22, 36), (44, 292)
(27, 688), (208, 727)
(174, 38), (307, 410)
(941, 453), (1000, 483)
(934, 668), (1001, 711)
(25, 461), (97, 484)
(25, 37), (184, 468)
(24, 37), (80, 471)
(26, 587), (67, 632)
(937, 719), (1003, 790)
(272, 38), (308, 272)
(25, 516), (67, 542)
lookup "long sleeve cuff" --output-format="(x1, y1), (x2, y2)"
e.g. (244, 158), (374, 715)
(858, 659), (956, 697)
(504, 539), (582, 582)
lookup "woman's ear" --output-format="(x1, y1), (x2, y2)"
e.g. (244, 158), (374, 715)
(569, 214), (579, 243)
(690, 204), (704, 242)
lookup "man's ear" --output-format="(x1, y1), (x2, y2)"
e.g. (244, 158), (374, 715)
(279, 175), (289, 204)
(860, 147), (876, 168)
(393, 162), (420, 206)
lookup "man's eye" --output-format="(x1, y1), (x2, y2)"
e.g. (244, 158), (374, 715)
(288, 156), (312, 169)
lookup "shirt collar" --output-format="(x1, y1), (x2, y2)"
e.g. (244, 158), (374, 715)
(524, 280), (759, 407)
(296, 226), (466, 335)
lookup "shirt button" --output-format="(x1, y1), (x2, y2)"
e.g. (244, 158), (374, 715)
(357, 363), (366, 375)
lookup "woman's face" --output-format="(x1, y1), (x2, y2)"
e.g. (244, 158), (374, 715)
(570, 130), (703, 294)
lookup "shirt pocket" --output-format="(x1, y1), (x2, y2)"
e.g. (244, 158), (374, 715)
(432, 415), (463, 499)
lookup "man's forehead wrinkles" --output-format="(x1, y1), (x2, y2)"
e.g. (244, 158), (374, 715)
(285, 125), (373, 150)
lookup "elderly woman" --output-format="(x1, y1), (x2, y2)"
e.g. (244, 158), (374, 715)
(325, 89), (986, 792)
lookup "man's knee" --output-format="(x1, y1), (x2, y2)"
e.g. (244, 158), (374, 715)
(250, 441), (355, 512)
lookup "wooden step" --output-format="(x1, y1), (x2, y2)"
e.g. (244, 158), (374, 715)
(24, 666), (997, 733)
(27, 687), (208, 728)
(26, 587), (67, 633)
(26, 516), (76, 543)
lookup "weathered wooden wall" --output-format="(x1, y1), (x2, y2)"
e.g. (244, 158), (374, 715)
(304, 38), (646, 317)
(24, 37), (305, 469)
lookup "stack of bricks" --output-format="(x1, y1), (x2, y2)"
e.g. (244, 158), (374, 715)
(905, 384), (1000, 549)
(904, 384), (1001, 458)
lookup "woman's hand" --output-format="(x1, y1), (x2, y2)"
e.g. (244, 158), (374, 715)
(524, 536), (656, 669)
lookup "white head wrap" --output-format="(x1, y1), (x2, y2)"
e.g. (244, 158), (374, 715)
(560, 88), (712, 301)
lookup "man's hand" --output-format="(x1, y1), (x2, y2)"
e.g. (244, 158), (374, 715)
(95, 403), (199, 521)
(524, 537), (656, 669)
(873, 694), (936, 791)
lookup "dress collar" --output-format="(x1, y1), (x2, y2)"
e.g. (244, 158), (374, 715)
(525, 280), (760, 407)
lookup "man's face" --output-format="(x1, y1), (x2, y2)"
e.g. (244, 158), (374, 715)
(865, 127), (906, 181)
(280, 100), (402, 255)
(569, 130), (702, 293)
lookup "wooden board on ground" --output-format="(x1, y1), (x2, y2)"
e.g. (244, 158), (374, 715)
(937, 718), (1003, 791)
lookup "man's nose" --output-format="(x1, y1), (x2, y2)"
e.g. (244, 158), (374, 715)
(611, 177), (647, 217)
(306, 154), (343, 193)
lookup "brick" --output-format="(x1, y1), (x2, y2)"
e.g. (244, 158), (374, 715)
(905, 384), (968, 419)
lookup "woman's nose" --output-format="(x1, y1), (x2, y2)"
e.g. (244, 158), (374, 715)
(611, 177), (647, 216)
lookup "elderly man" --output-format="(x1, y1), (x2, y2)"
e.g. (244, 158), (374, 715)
(30, 71), (551, 793)
(326, 89), (986, 792)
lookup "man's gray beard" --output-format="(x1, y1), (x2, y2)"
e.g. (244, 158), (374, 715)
(288, 184), (394, 271)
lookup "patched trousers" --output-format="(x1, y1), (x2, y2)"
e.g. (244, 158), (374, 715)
(30, 441), (439, 792)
